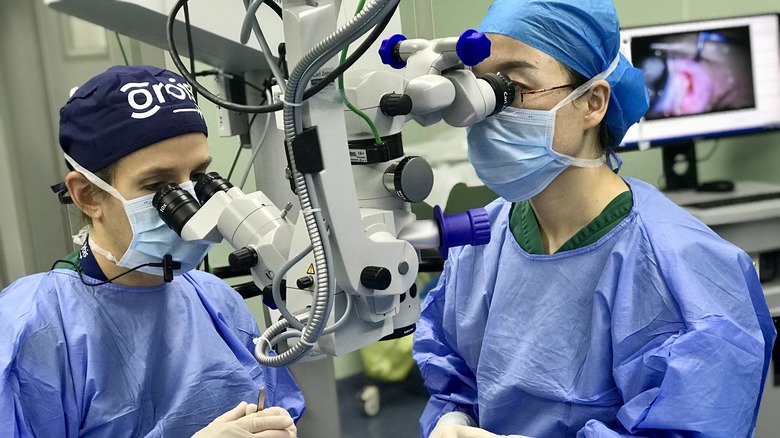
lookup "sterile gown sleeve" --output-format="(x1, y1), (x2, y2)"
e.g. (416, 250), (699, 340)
(413, 259), (480, 438)
(187, 273), (306, 422)
(578, 240), (774, 437)
(0, 274), (78, 438)
(229, 301), (306, 422)
(2, 270), (307, 437)
(413, 188), (773, 437)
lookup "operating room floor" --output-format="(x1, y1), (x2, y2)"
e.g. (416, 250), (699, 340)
(338, 367), (429, 438)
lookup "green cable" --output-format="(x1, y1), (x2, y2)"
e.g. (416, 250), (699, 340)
(338, 0), (383, 145)
(115, 33), (129, 66)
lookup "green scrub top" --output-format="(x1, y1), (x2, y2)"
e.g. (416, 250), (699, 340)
(54, 249), (80, 270)
(509, 190), (633, 255)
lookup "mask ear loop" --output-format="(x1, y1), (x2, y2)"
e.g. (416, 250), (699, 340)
(548, 54), (622, 169)
(63, 154), (127, 202)
(551, 54), (621, 113)
(63, 153), (129, 266)
(89, 238), (121, 264)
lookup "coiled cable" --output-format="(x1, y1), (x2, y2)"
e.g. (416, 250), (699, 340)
(254, 0), (399, 367)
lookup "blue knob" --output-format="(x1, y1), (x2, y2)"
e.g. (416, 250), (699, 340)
(468, 208), (491, 246)
(456, 29), (491, 66)
(434, 206), (491, 260)
(379, 34), (408, 69)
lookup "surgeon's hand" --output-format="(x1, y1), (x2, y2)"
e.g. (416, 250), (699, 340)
(431, 425), (532, 438)
(192, 401), (297, 438)
(431, 425), (500, 438)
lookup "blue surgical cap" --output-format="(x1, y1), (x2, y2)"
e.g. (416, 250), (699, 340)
(59, 65), (208, 172)
(478, 0), (649, 147)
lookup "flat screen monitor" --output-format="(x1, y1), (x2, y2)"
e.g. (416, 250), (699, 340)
(619, 14), (780, 189)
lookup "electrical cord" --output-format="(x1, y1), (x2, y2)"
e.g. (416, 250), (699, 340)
(239, 94), (274, 189)
(697, 139), (720, 163)
(241, 0), (287, 89)
(239, 0), (283, 37)
(270, 240), (354, 335)
(338, 0), (383, 145)
(266, 287), (354, 349)
(167, 0), (397, 114)
(115, 33), (129, 65)
(192, 70), (273, 183)
(286, 0), (395, 134)
(183, 1), (197, 104)
(277, 43), (289, 79)
(261, 0), (282, 18)
(194, 70), (270, 96)
(226, 142), (245, 182)
(50, 258), (179, 287)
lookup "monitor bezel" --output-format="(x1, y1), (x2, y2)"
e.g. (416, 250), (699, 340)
(619, 14), (780, 148)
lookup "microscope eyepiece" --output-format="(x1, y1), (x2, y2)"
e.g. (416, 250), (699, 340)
(479, 72), (515, 116)
(195, 172), (234, 204)
(153, 184), (201, 236)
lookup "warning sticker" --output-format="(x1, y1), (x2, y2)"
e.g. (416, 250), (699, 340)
(307, 264), (315, 275)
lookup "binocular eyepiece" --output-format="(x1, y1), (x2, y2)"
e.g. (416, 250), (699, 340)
(152, 172), (233, 236)
(480, 72), (515, 116)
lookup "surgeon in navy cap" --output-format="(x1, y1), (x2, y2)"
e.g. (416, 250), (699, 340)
(0, 65), (304, 437)
(413, 1), (774, 437)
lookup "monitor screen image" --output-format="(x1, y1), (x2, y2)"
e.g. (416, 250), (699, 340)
(620, 14), (780, 146)
(632, 26), (755, 120)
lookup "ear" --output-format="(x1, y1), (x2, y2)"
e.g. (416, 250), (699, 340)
(584, 79), (610, 129)
(65, 171), (104, 220)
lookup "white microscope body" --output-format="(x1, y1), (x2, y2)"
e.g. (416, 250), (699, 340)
(157, 0), (514, 367)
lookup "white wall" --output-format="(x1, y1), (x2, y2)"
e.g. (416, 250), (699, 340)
(0, 1), (69, 284)
(0, 106), (28, 288)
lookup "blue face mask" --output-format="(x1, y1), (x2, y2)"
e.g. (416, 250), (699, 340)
(65, 154), (213, 276)
(467, 55), (620, 202)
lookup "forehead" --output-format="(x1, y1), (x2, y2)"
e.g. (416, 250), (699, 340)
(475, 34), (568, 79)
(113, 132), (210, 178)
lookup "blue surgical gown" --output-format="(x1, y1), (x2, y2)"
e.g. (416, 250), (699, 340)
(413, 177), (775, 437)
(0, 269), (305, 437)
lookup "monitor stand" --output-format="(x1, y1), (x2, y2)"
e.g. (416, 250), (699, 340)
(661, 140), (699, 191)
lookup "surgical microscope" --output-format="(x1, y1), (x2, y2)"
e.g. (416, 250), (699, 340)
(155, 0), (515, 368)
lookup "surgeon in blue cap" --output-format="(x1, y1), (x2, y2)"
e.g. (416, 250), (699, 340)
(0, 65), (303, 437)
(413, 1), (775, 437)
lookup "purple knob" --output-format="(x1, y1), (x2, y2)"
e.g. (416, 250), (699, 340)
(456, 29), (491, 66)
(434, 206), (491, 260)
(379, 34), (408, 69)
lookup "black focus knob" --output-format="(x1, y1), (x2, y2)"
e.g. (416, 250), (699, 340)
(296, 275), (314, 289)
(261, 280), (286, 310)
(380, 93), (413, 116)
(360, 266), (392, 290)
(229, 247), (258, 271)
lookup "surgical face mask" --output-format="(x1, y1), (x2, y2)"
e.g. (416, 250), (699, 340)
(467, 55), (620, 202)
(64, 154), (213, 276)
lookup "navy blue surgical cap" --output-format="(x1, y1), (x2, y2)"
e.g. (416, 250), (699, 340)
(478, 0), (649, 147)
(59, 65), (208, 172)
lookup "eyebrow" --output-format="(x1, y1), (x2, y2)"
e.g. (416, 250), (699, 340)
(493, 60), (539, 72)
(136, 156), (213, 182)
